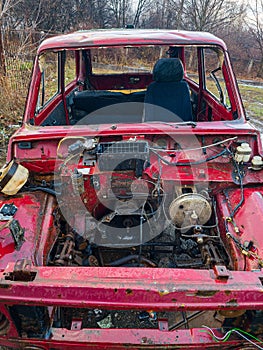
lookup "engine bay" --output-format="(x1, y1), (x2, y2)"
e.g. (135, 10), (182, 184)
(1, 130), (263, 338)
(3, 131), (263, 274)
(40, 134), (239, 271)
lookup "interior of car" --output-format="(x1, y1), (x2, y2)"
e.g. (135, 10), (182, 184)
(33, 45), (239, 127)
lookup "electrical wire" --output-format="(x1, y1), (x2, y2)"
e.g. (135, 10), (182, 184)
(202, 325), (263, 349)
(155, 156), (163, 202)
(162, 193), (170, 223)
(175, 223), (218, 231)
(223, 151), (244, 240)
(59, 153), (81, 171)
(57, 136), (86, 158)
(229, 158), (244, 219)
(151, 147), (230, 167)
(169, 311), (205, 331)
(181, 233), (218, 238)
(150, 136), (237, 153)
(234, 330), (263, 349)
(24, 186), (57, 196)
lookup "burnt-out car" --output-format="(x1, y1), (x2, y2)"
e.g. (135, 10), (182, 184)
(0, 29), (263, 349)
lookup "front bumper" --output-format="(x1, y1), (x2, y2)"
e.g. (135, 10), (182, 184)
(0, 263), (262, 349)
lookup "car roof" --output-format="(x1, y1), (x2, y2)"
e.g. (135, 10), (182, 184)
(37, 29), (227, 54)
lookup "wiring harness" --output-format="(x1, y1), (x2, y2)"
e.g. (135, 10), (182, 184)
(202, 325), (263, 349)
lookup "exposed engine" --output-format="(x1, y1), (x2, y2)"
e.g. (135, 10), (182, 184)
(48, 137), (231, 270)
(3, 134), (263, 337)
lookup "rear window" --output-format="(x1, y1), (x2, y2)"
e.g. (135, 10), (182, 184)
(184, 46), (199, 85)
(91, 47), (165, 74)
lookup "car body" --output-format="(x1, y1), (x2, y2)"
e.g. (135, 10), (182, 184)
(0, 28), (263, 349)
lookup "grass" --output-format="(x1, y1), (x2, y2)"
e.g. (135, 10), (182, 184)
(0, 75), (25, 165)
(239, 84), (263, 119)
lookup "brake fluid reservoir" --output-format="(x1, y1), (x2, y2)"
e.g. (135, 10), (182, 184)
(0, 160), (29, 195)
(251, 156), (263, 170)
(234, 143), (252, 163)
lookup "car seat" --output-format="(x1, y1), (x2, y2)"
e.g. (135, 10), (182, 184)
(144, 58), (193, 122)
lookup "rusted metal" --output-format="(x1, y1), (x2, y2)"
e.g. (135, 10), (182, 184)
(0, 265), (262, 310)
(5, 259), (36, 282)
(212, 265), (230, 280)
(1, 28), (263, 349)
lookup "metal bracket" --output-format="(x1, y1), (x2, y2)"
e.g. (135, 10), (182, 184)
(71, 319), (82, 331)
(212, 265), (230, 281)
(4, 259), (36, 282)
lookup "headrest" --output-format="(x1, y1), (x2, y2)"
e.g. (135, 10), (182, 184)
(153, 58), (184, 82)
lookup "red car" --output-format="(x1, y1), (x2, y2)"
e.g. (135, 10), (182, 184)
(0, 29), (263, 349)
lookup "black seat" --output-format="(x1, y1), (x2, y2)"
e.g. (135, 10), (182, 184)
(144, 58), (193, 122)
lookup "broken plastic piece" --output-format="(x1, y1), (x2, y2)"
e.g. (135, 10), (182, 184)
(0, 204), (17, 221)
(97, 314), (113, 328)
(0, 160), (29, 195)
(9, 219), (25, 250)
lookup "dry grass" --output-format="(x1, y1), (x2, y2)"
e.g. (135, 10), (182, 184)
(0, 75), (25, 165)
(0, 75), (25, 119)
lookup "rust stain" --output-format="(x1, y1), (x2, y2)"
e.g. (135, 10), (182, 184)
(141, 336), (154, 345)
(126, 288), (133, 295)
(195, 290), (218, 297)
(159, 289), (169, 296)
(225, 298), (238, 307)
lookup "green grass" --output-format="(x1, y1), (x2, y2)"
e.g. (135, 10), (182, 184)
(245, 103), (263, 119)
(239, 84), (263, 120)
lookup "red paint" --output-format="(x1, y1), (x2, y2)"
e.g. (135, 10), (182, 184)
(0, 192), (56, 269)
(1, 29), (263, 349)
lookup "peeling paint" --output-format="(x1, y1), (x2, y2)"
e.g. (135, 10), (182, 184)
(159, 290), (169, 296)
(195, 290), (218, 298)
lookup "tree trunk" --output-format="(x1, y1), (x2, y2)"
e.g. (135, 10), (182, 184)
(0, 23), (6, 75)
(257, 57), (263, 78)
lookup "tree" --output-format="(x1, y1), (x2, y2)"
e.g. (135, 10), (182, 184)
(108, 0), (132, 27)
(138, 0), (244, 31)
(133, 0), (152, 27)
(0, 0), (23, 74)
(183, 0), (246, 32)
(247, 0), (263, 77)
(141, 0), (186, 29)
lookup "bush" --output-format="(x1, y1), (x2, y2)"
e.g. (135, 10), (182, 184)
(0, 74), (24, 163)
